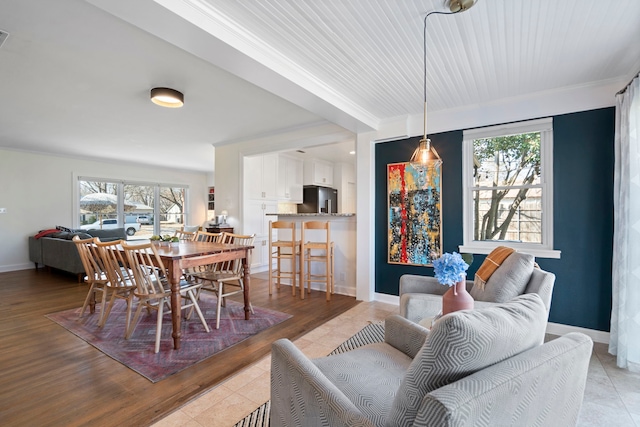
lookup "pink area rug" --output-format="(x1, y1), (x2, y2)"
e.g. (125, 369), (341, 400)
(46, 295), (292, 382)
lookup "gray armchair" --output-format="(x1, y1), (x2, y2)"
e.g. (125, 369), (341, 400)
(400, 252), (555, 324)
(270, 294), (591, 427)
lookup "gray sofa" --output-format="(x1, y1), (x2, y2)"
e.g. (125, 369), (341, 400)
(270, 294), (592, 427)
(400, 252), (556, 324)
(28, 228), (126, 280)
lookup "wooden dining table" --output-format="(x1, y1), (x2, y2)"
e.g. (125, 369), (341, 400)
(150, 240), (254, 350)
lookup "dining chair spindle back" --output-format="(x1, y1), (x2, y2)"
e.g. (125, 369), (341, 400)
(121, 241), (210, 353)
(93, 238), (136, 331)
(174, 228), (197, 241)
(73, 236), (110, 322)
(192, 232), (256, 329)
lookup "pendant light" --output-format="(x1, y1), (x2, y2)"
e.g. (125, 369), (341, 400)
(410, 0), (477, 170)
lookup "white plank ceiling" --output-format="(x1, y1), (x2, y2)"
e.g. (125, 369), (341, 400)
(1, 0), (639, 171)
(188, 0), (640, 120)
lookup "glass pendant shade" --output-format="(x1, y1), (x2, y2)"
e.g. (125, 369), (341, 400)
(410, 137), (442, 170)
(447, 0), (477, 13)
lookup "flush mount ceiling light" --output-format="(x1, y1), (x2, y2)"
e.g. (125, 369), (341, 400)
(150, 87), (184, 108)
(410, 0), (478, 170)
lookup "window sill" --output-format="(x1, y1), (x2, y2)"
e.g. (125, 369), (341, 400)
(458, 245), (561, 259)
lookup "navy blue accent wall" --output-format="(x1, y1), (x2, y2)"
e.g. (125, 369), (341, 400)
(374, 107), (615, 331)
(541, 108), (615, 331)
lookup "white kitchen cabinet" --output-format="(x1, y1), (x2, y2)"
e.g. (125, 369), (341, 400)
(244, 154), (276, 271)
(243, 199), (276, 236)
(250, 237), (270, 270)
(304, 158), (334, 187)
(277, 155), (303, 202)
(242, 199), (277, 270)
(244, 154), (278, 200)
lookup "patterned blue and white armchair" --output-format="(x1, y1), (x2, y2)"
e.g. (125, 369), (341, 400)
(270, 294), (591, 427)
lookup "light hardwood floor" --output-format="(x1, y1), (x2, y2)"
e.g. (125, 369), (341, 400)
(0, 268), (358, 427)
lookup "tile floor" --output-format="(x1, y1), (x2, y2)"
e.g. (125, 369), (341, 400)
(152, 301), (640, 427)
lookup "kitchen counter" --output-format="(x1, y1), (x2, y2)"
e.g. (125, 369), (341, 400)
(266, 212), (356, 297)
(265, 213), (355, 217)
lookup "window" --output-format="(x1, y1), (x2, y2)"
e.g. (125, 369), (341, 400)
(76, 177), (189, 240)
(460, 118), (560, 258)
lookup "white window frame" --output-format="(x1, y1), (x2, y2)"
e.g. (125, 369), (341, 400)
(73, 175), (190, 235)
(459, 117), (561, 259)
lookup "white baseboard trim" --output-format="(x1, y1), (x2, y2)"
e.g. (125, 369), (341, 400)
(251, 265), (269, 274)
(374, 292), (400, 306)
(305, 283), (355, 297)
(546, 322), (610, 344)
(0, 263), (35, 273)
(373, 292), (610, 344)
(252, 269), (357, 297)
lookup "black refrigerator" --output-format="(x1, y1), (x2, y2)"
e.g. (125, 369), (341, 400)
(297, 185), (338, 213)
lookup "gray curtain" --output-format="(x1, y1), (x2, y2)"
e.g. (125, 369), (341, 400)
(610, 72), (640, 372)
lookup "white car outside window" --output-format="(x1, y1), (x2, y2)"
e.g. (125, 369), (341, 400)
(80, 219), (140, 236)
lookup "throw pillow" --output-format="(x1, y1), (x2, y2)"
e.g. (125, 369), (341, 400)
(470, 251), (534, 303)
(56, 225), (72, 232)
(183, 225), (200, 232)
(34, 229), (59, 239)
(386, 294), (547, 427)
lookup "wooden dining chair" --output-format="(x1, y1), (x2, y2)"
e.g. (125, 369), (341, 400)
(93, 238), (136, 332)
(121, 241), (210, 353)
(73, 235), (110, 321)
(187, 230), (225, 279)
(193, 230), (224, 243)
(173, 228), (196, 241)
(192, 232), (255, 329)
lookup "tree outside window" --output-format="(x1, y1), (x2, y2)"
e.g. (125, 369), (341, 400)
(461, 118), (560, 258)
(472, 132), (541, 243)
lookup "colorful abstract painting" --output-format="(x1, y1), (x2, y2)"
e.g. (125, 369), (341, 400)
(387, 162), (442, 266)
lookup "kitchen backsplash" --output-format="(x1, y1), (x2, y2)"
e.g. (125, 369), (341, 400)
(277, 202), (298, 213)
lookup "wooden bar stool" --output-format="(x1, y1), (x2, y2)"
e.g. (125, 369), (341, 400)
(300, 221), (335, 301)
(268, 221), (302, 296)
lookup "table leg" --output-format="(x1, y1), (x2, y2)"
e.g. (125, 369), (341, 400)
(89, 290), (96, 314)
(243, 251), (251, 320)
(169, 263), (182, 350)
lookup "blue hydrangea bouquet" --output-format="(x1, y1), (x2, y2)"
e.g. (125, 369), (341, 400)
(432, 252), (469, 286)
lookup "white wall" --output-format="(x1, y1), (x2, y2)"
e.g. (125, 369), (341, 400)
(0, 149), (209, 272)
(332, 162), (356, 214)
(213, 144), (243, 233)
